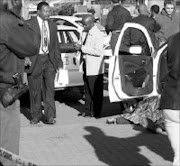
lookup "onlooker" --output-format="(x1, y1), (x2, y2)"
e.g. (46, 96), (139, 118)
(155, 0), (180, 45)
(150, 4), (160, 18)
(105, 0), (132, 53)
(74, 15), (104, 118)
(122, 4), (161, 51)
(160, 32), (180, 166)
(25, 1), (63, 125)
(0, 0), (40, 165)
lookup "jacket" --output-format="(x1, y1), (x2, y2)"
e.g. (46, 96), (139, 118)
(105, 4), (132, 34)
(129, 14), (160, 50)
(25, 17), (63, 74)
(81, 25), (104, 76)
(160, 32), (180, 110)
(155, 8), (180, 42)
(0, 11), (40, 89)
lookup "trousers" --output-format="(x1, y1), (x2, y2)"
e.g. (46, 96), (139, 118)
(163, 109), (180, 166)
(0, 100), (20, 166)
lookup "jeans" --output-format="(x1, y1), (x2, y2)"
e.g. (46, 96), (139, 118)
(163, 109), (180, 166)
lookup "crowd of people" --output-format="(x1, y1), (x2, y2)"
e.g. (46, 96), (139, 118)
(0, 0), (179, 165)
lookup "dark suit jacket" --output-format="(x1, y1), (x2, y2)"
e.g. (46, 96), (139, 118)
(25, 17), (63, 74)
(160, 32), (180, 110)
(105, 5), (132, 34)
(0, 11), (40, 87)
(129, 15), (160, 50)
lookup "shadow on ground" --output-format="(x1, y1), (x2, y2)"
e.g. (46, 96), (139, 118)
(84, 125), (173, 166)
(55, 87), (124, 118)
(19, 86), (125, 121)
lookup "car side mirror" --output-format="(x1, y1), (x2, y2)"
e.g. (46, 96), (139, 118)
(129, 45), (142, 55)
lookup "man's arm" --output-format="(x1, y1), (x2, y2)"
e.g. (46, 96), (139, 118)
(105, 12), (114, 34)
(4, 16), (40, 57)
(54, 23), (63, 69)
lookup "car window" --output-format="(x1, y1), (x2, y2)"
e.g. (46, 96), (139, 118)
(57, 31), (62, 43)
(57, 30), (80, 44)
(51, 18), (77, 28)
(120, 27), (150, 56)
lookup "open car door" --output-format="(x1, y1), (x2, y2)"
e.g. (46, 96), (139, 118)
(108, 23), (167, 102)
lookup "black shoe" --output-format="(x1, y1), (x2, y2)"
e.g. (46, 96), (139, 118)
(30, 118), (41, 125)
(94, 116), (101, 119)
(44, 118), (56, 125)
(78, 112), (93, 117)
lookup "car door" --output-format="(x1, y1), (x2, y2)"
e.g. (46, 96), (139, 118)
(108, 23), (165, 102)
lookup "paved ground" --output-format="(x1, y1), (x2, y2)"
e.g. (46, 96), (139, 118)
(19, 89), (173, 166)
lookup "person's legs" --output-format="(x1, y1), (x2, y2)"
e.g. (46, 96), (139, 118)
(28, 74), (42, 120)
(163, 109), (180, 166)
(93, 74), (103, 117)
(43, 59), (56, 120)
(0, 100), (20, 166)
(84, 75), (94, 116)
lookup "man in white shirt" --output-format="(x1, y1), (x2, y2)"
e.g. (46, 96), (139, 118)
(74, 15), (104, 118)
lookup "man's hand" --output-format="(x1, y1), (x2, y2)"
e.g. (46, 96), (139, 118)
(25, 57), (32, 67)
(73, 42), (82, 51)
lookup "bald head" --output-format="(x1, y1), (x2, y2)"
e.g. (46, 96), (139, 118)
(82, 15), (95, 25)
(138, 4), (149, 16)
(82, 15), (95, 32)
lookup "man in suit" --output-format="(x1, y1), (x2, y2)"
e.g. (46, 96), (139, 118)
(74, 15), (104, 118)
(25, 1), (63, 125)
(0, 0), (40, 165)
(105, 0), (132, 53)
(160, 32), (180, 166)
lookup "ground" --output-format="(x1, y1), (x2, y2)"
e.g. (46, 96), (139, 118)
(18, 88), (173, 166)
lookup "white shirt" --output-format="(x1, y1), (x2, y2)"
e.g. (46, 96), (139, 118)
(37, 16), (50, 54)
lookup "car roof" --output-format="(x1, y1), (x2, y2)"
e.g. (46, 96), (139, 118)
(50, 15), (82, 21)
(57, 24), (80, 31)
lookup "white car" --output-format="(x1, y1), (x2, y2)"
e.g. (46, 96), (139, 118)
(50, 15), (83, 34)
(108, 22), (167, 102)
(54, 25), (83, 90)
(54, 24), (112, 90)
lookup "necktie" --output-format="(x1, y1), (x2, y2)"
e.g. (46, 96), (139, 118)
(42, 21), (48, 53)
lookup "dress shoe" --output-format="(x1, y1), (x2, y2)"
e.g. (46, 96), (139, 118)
(30, 118), (41, 125)
(45, 118), (56, 125)
(94, 116), (101, 119)
(78, 112), (93, 117)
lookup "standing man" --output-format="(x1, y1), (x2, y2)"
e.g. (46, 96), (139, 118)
(74, 15), (104, 118)
(25, 1), (63, 125)
(105, 0), (132, 53)
(0, 0), (40, 165)
(155, 0), (180, 45)
(160, 32), (180, 166)
(122, 4), (161, 52)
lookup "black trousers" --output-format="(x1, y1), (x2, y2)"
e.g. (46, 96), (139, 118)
(28, 55), (56, 119)
(83, 73), (104, 117)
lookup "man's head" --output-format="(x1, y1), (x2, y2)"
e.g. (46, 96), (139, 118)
(37, 1), (50, 20)
(150, 5), (160, 18)
(0, 0), (22, 15)
(111, 0), (120, 4)
(138, 4), (149, 16)
(164, 0), (176, 16)
(82, 15), (95, 32)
